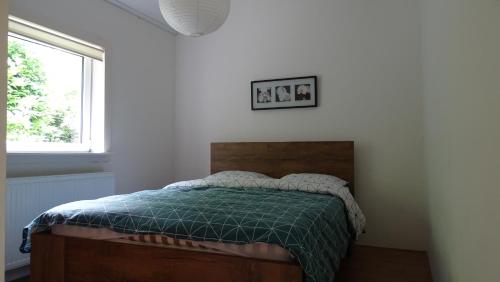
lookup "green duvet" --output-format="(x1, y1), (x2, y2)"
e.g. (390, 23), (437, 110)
(21, 182), (354, 282)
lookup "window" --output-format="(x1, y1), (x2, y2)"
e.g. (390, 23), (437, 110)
(7, 16), (105, 153)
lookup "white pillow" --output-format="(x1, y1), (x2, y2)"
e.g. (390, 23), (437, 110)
(207, 171), (272, 180)
(281, 173), (348, 187)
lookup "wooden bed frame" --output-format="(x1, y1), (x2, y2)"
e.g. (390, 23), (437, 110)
(30, 141), (354, 282)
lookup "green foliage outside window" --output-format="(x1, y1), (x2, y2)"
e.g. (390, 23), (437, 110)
(7, 40), (77, 143)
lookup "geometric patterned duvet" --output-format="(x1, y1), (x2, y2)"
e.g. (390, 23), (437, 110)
(21, 183), (354, 282)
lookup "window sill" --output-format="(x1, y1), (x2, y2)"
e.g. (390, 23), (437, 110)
(7, 152), (112, 165)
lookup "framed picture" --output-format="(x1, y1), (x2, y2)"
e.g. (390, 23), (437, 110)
(251, 76), (317, 110)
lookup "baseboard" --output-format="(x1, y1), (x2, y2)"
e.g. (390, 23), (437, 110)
(5, 265), (30, 282)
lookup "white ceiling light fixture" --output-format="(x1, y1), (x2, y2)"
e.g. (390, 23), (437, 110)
(159, 0), (231, 37)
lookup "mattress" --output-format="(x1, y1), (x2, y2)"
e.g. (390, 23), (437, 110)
(52, 224), (294, 262)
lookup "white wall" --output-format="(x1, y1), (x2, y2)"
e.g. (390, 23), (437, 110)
(1, 0), (8, 279)
(8, 0), (177, 194)
(175, 0), (427, 250)
(422, 0), (500, 281)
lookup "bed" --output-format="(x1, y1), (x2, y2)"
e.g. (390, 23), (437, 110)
(25, 141), (363, 282)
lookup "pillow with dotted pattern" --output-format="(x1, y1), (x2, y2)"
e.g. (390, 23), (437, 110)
(281, 173), (348, 188)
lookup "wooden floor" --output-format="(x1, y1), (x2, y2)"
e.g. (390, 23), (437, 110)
(12, 246), (432, 282)
(336, 246), (433, 282)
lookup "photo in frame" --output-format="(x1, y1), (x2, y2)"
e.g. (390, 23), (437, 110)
(251, 76), (317, 110)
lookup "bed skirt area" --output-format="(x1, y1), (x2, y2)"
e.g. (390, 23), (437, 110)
(51, 224), (294, 262)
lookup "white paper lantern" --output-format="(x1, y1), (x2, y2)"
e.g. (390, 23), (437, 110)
(159, 0), (231, 37)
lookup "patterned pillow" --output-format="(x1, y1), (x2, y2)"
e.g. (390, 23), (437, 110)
(205, 171), (273, 188)
(207, 171), (272, 180)
(281, 173), (348, 187)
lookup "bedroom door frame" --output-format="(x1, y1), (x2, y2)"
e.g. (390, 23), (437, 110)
(1, 0), (8, 281)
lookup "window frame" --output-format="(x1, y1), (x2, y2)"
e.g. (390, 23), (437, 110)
(6, 16), (105, 154)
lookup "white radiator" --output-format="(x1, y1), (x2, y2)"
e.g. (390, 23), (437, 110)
(5, 172), (115, 270)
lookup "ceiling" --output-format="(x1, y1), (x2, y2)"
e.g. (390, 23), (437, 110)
(104, 0), (177, 34)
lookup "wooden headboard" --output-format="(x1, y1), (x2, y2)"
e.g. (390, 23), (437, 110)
(211, 141), (355, 193)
